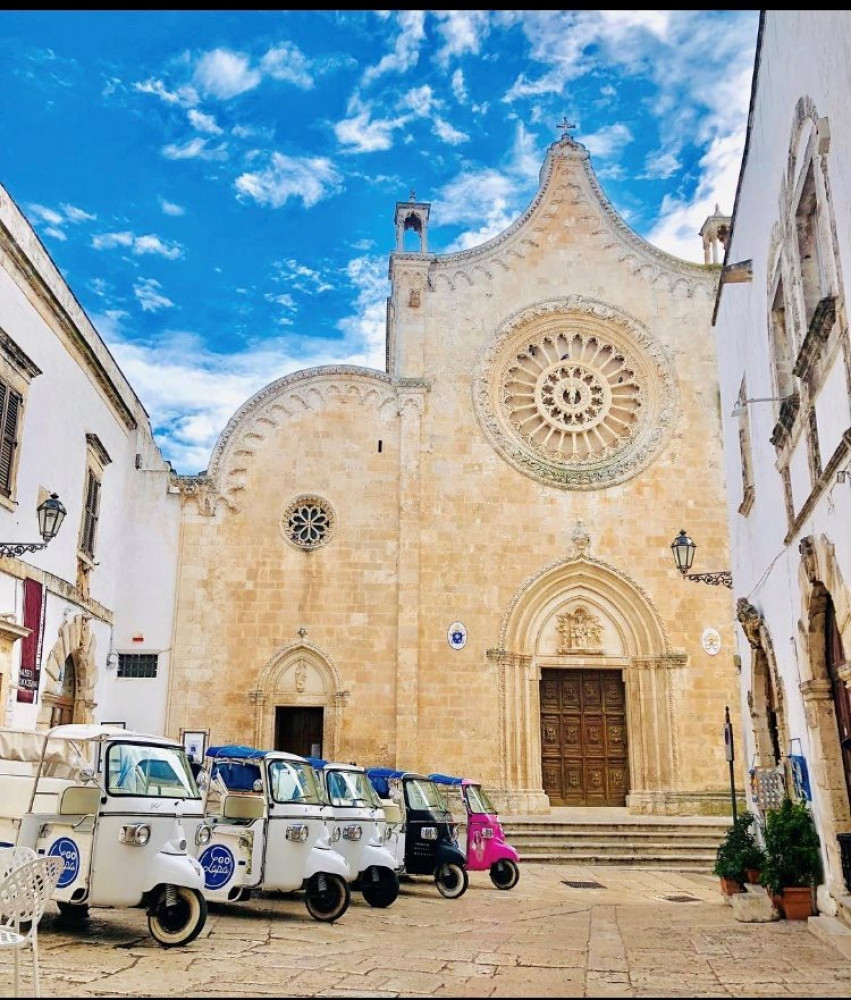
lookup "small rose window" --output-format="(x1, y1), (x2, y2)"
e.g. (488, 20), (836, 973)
(283, 495), (336, 550)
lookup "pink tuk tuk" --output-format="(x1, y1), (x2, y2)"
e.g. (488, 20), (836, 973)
(428, 774), (520, 889)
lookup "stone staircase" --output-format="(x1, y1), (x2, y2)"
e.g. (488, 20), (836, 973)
(501, 808), (732, 871)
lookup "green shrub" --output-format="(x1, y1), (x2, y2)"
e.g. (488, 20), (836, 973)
(713, 812), (766, 882)
(760, 798), (823, 896)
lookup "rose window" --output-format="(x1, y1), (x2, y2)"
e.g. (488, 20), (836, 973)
(504, 334), (641, 462)
(283, 495), (336, 550)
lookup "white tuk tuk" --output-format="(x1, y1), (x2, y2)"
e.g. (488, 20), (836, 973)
(187, 745), (351, 922)
(0, 724), (208, 947)
(305, 757), (400, 908)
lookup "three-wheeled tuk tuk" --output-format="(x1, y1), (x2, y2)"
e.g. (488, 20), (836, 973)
(429, 773), (520, 889)
(365, 767), (468, 899)
(0, 724), (208, 947)
(305, 757), (400, 908)
(187, 745), (351, 922)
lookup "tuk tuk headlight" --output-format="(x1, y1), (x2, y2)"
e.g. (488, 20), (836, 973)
(421, 826), (438, 841)
(195, 824), (213, 847)
(342, 824), (362, 841)
(331, 825), (342, 843)
(286, 824), (310, 843)
(481, 827), (494, 839)
(119, 823), (151, 847)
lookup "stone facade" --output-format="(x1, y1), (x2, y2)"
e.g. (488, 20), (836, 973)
(168, 133), (739, 815)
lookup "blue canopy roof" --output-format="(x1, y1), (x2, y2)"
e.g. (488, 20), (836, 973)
(365, 767), (406, 798)
(428, 773), (464, 785)
(206, 745), (270, 760)
(304, 756), (327, 770)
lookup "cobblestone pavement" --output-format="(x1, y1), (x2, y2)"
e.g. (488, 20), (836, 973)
(3, 865), (850, 998)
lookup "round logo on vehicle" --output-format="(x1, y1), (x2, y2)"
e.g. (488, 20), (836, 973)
(48, 836), (80, 888)
(199, 843), (236, 890)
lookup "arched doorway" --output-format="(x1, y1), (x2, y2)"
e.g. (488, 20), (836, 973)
(44, 653), (76, 726)
(825, 597), (851, 807)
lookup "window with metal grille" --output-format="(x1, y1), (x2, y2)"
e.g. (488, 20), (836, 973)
(80, 468), (101, 557)
(117, 653), (158, 678)
(0, 379), (22, 498)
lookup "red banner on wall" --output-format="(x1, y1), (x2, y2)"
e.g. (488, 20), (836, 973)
(17, 578), (45, 703)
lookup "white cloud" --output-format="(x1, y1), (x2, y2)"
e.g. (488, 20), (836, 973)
(187, 109), (222, 135)
(60, 203), (96, 223)
(194, 48), (261, 100)
(134, 277), (175, 312)
(582, 123), (633, 159)
(433, 10), (492, 66)
(159, 197), (186, 216)
(271, 258), (334, 294)
(43, 226), (67, 241)
(450, 68), (467, 104)
(362, 10), (426, 85)
(433, 117), (469, 146)
(434, 167), (519, 251)
(235, 152), (343, 209)
(334, 95), (411, 154)
(162, 136), (228, 161)
(260, 42), (314, 89)
(92, 230), (184, 259)
(133, 77), (198, 107)
(26, 201), (97, 243)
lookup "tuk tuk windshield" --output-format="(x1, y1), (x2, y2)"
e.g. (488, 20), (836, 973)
(466, 783), (498, 815)
(267, 760), (326, 805)
(327, 769), (381, 808)
(106, 742), (200, 798)
(405, 777), (449, 812)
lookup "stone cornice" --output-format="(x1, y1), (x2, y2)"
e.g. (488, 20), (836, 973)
(0, 326), (41, 380)
(0, 207), (138, 432)
(0, 556), (113, 624)
(390, 137), (717, 295)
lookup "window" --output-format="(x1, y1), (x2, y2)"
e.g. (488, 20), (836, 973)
(0, 328), (40, 506)
(79, 468), (101, 558)
(0, 381), (21, 498)
(768, 280), (795, 400)
(736, 376), (755, 516)
(117, 653), (158, 678)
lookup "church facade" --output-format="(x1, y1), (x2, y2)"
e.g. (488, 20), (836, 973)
(167, 133), (739, 816)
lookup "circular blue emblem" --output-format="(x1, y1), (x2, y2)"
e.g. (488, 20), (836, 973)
(447, 621), (467, 650)
(199, 843), (236, 890)
(48, 837), (80, 888)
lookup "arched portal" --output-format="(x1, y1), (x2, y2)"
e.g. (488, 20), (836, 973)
(38, 614), (96, 728)
(493, 546), (683, 815)
(252, 641), (349, 758)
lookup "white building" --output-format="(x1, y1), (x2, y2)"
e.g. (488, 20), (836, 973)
(714, 11), (851, 916)
(0, 184), (180, 735)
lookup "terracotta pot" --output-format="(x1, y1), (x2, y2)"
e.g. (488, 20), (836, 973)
(781, 886), (814, 920)
(745, 868), (761, 885)
(719, 876), (744, 896)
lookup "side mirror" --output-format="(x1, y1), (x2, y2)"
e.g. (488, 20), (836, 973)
(78, 766), (96, 784)
(253, 779), (263, 793)
(196, 771), (209, 791)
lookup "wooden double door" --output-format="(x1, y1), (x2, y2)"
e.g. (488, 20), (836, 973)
(540, 668), (629, 806)
(275, 707), (324, 758)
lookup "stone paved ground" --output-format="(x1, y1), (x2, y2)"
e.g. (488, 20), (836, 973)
(3, 864), (850, 998)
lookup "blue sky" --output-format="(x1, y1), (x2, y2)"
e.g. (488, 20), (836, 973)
(0, 10), (760, 474)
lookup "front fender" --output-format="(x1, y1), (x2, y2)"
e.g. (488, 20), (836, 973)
(303, 845), (350, 880)
(357, 842), (398, 874)
(489, 841), (520, 864)
(436, 843), (467, 869)
(141, 851), (205, 894)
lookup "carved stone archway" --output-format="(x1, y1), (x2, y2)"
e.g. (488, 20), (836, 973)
(250, 641), (349, 757)
(37, 614), (97, 728)
(492, 531), (684, 815)
(737, 598), (788, 767)
(796, 534), (851, 905)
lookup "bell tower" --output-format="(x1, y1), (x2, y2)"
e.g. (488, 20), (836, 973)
(395, 190), (430, 253)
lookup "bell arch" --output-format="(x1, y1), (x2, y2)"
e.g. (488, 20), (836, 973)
(252, 641), (349, 757)
(491, 550), (683, 815)
(38, 614), (96, 728)
(796, 534), (851, 902)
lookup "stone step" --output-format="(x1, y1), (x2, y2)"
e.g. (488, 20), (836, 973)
(521, 853), (714, 870)
(517, 840), (719, 855)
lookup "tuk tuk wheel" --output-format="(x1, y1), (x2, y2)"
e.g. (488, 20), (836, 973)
(435, 862), (468, 899)
(147, 885), (208, 948)
(304, 872), (350, 922)
(360, 866), (400, 908)
(57, 901), (90, 922)
(489, 859), (520, 890)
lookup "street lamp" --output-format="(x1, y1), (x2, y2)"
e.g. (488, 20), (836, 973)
(670, 529), (732, 588)
(0, 493), (67, 557)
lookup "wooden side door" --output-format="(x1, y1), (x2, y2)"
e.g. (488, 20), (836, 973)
(274, 707), (324, 758)
(541, 668), (629, 806)
(826, 599), (851, 807)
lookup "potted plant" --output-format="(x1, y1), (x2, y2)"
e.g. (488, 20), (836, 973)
(760, 798), (823, 919)
(712, 812), (766, 899)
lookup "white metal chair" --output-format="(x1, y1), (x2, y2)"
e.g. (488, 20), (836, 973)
(0, 846), (38, 881)
(0, 856), (64, 997)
